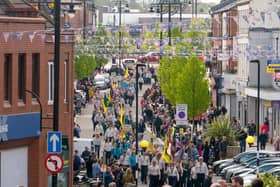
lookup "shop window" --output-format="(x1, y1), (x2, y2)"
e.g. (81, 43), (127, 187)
(48, 62), (54, 105)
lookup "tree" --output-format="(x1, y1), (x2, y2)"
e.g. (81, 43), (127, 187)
(176, 57), (210, 119)
(158, 18), (210, 119)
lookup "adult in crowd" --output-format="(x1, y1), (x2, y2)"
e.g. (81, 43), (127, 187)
(231, 176), (243, 187)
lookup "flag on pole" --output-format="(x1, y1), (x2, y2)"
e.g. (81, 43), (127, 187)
(162, 135), (171, 163)
(102, 95), (108, 113)
(120, 105), (125, 140)
(124, 67), (129, 79)
(149, 127), (155, 153)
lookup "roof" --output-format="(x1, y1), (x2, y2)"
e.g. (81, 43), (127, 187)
(210, 0), (237, 14)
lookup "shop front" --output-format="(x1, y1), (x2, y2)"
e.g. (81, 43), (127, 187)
(0, 112), (40, 187)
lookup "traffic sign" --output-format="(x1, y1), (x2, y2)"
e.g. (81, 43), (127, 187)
(47, 131), (62, 154)
(45, 154), (64, 174)
(176, 104), (188, 121)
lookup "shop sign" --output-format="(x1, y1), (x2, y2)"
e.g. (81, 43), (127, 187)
(0, 112), (40, 142)
(264, 100), (272, 107)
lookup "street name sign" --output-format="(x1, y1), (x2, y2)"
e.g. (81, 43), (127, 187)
(45, 154), (64, 174)
(47, 131), (62, 154)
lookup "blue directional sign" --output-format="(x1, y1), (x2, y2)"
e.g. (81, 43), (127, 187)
(267, 59), (280, 68)
(47, 131), (62, 154)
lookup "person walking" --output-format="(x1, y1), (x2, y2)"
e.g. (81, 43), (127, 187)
(129, 151), (137, 179)
(247, 120), (256, 136)
(238, 128), (247, 153)
(104, 167), (114, 187)
(93, 133), (102, 159)
(259, 130), (267, 150)
(148, 159), (161, 187)
(122, 168), (135, 187)
(194, 157), (208, 187)
(166, 162), (179, 187)
(92, 159), (102, 179)
(219, 136), (227, 160)
(104, 138), (113, 165)
(139, 152), (149, 184)
(274, 136), (280, 151)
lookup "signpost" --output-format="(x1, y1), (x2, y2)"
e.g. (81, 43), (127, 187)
(47, 132), (62, 154)
(176, 104), (188, 127)
(45, 154), (64, 174)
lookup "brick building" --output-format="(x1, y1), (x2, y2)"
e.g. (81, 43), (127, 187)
(210, 0), (238, 118)
(0, 16), (74, 187)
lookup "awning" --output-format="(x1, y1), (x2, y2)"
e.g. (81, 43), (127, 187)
(245, 87), (280, 101)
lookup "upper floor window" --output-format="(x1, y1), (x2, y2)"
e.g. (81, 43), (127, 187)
(32, 53), (40, 98)
(48, 62), (54, 105)
(18, 53), (26, 102)
(4, 54), (12, 103)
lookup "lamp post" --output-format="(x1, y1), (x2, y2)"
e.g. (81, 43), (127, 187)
(276, 37), (279, 59)
(168, 0), (171, 46)
(83, 0), (86, 40)
(53, 0), (61, 186)
(135, 63), (145, 185)
(250, 60), (260, 168)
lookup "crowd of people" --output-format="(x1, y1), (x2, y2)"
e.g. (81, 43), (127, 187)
(73, 62), (274, 187)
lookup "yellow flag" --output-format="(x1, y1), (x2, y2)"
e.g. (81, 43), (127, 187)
(149, 127), (155, 153)
(119, 105), (125, 140)
(107, 92), (112, 103)
(124, 67), (129, 79)
(162, 135), (171, 163)
(102, 98), (107, 113)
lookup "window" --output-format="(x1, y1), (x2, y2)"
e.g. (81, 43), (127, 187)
(48, 62), (54, 104)
(18, 53), (26, 101)
(4, 54), (12, 102)
(32, 54), (40, 97)
(64, 61), (69, 103)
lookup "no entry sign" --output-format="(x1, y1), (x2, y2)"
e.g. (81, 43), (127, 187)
(45, 154), (64, 174)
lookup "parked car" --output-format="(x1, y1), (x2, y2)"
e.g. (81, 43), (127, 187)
(220, 151), (280, 178)
(122, 58), (137, 70)
(213, 151), (257, 174)
(137, 52), (160, 63)
(243, 167), (280, 186)
(226, 158), (280, 182)
(93, 76), (109, 90)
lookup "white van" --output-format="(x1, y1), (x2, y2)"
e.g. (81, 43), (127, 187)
(73, 138), (93, 155)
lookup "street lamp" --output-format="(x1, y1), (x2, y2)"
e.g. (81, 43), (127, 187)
(135, 63), (146, 185)
(250, 59), (260, 168)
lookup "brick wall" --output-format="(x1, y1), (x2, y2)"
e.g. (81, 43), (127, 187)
(0, 16), (74, 187)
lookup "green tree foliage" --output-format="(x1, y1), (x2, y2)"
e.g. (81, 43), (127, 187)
(176, 57), (210, 119)
(257, 173), (280, 187)
(158, 55), (210, 119)
(158, 18), (210, 119)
